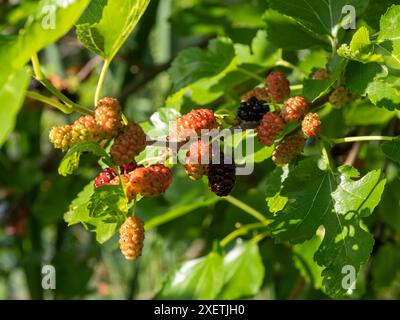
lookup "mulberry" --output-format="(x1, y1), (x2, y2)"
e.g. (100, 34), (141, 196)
(110, 122), (146, 165)
(119, 216), (145, 260)
(237, 97), (269, 122)
(169, 109), (217, 141)
(185, 141), (212, 180)
(301, 113), (321, 137)
(129, 164), (173, 197)
(119, 162), (138, 174)
(94, 168), (117, 188)
(313, 68), (329, 80)
(208, 154), (236, 196)
(266, 71), (290, 102)
(272, 134), (305, 166)
(49, 125), (72, 151)
(70, 115), (100, 145)
(282, 96), (309, 122)
(94, 97), (123, 138)
(242, 87), (270, 103)
(256, 112), (285, 146)
(329, 86), (350, 108)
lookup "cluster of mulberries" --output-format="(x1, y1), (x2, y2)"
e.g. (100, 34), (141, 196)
(169, 108), (236, 196)
(234, 70), (323, 165)
(49, 97), (125, 151)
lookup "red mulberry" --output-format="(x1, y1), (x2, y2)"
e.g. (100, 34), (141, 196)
(282, 96), (309, 122)
(110, 122), (146, 165)
(302, 113), (321, 137)
(94, 97), (123, 138)
(185, 141), (212, 180)
(256, 112), (285, 146)
(266, 71), (290, 102)
(129, 164), (173, 197)
(169, 109), (217, 141)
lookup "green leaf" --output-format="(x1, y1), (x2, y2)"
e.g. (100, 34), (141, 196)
(263, 10), (329, 50)
(268, 0), (369, 36)
(64, 183), (126, 244)
(332, 169), (386, 218)
(89, 185), (128, 219)
(156, 252), (224, 299)
(268, 160), (386, 297)
(218, 241), (265, 299)
(366, 80), (400, 110)
(58, 141), (112, 176)
(64, 182), (95, 226)
(167, 31), (281, 108)
(379, 179), (400, 230)
(148, 108), (181, 138)
(338, 5), (400, 72)
(0, 68), (30, 147)
(293, 235), (324, 289)
(303, 57), (347, 101)
(344, 101), (396, 126)
(338, 27), (383, 63)
(381, 139), (400, 164)
(169, 37), (236, 92)
(377, 5), (400, 71)
(0, 0), (90, 87)
(315, 167), (386, 297)
(345, 62), (385, 96)
(269, 159), (336, 244)
(372, 244), (400, 289)
(76, 0), (150, 60)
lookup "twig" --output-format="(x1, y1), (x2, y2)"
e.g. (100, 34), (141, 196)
(287, 277), (306, 300)
(76, 56), (103, 82)
(344, 141), (361, 166)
